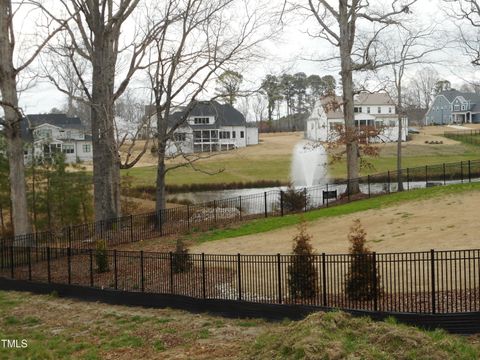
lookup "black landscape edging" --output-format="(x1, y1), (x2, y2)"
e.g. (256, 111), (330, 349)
(1, 278), (479, 335)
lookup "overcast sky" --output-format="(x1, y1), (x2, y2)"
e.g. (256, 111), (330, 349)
(13, 0), (480, 114)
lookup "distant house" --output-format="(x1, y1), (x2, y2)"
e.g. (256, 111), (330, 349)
(145, 101), (259, 155)
(20, 114), (93, 163)
(425, 90), (480, 125)
(305, 92), (408, 143)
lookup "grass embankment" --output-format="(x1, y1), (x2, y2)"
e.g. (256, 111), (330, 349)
(0, 291), (478, 359)
(123, 142), (480, 188)
(191, 182), (480, 244)
(122, 154), (291, 187)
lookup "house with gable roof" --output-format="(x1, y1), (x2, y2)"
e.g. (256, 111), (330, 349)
(20, 114), (93, 163)
(425, 90), (480, 125)
(305, 92), (408, 143)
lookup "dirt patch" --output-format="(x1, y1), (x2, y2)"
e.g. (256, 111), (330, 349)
(191, 191), (480, 255)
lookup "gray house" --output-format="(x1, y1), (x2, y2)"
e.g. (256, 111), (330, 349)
(425, 90), (480, 125)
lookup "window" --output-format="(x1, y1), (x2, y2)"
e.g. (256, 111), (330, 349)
(193, 117), (210, 124)
(389, 120), (396, 127)
(174, 133), (186, 141)
(82, 144), (91, 153)
(36, 129), (52, 139)
(232, 131), (236, 139)
(63, 144), (75, 154)
(377, 107), (381, 114)
(240, 131), (244, 138)
(219, 131), (230, 139)
(454, 105), (460, 111)
(353, 107), (360, 113)
(367, 107), (370, 114)
(389, 107), (392, 113)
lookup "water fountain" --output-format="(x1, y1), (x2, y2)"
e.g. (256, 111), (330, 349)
(291, 141), (329, 187)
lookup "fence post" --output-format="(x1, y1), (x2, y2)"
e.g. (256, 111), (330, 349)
(345, 179), (350, 202)
(326, 183), (329, 206)
(9, 246), (14, 279)
(89, 248), (93, 287)
(277, 253), (282, 304)
(114, 249), (118, 290)
(443, 163), (446, 185)
(214, 200), (217, 224)
(130, 215), (134, 242)
(367, 176), (371, 198)
(280, 191), (284, 216)
(140, 251), (144, 292)
(407, 167), (410, 191)
(47, 247), (51, 283)
(28, 247), (32, 281)
(372, 252), (378, 312)
(100, 220), (104, 240)
(387, 171), (390, 193)
(264, 192), (268, 218)
(468, 160), (472, 183)
(187, 205), (191, 231)
(431, 249), (436, 314)
(239, 196), (242, 220)
(322, 253), (327, 307)
(67, 247), (71, 285)
(169, 251), (174, 294)
(425, 165), (428, 187)
(237, 253), (242, 301)
(68, 226), (72, 248)
(461, 161), (464, 183)
(304, 188), (307, 212)
(202, 253), (206, 299)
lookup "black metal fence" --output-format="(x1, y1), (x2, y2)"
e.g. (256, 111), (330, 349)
(2, 246), (479, 314)
(2, 159), (480, 249)
(444, 129), (480, 146)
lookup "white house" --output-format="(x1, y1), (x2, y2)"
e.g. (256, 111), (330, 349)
(146, 101), (259, 156)
(306, 92), (408, 143)
(21, 114), (93, 163)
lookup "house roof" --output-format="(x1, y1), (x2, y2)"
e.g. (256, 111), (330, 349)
(320, 96), (344, 119)
(354, 92), (395, 106)
(20, 114), (87, 142)
(168, 101), (246, 127)
(437, 90), (464, 103)
(26, 114), (85, 129)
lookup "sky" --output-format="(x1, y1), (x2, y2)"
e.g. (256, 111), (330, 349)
(11, 0), (480, 114)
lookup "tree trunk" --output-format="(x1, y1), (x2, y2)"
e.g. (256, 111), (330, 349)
(155, 105), (168, 212)
(397, 87), (404, 191)
(339, 44), (360, 194)
(91, 32), (122, 223)
(0, 0), (32, 237)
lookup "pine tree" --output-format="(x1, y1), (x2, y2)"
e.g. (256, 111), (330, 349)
(288, 221), (317, 300)
(345, 219), (380, 301)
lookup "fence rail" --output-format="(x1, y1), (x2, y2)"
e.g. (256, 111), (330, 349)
(2, 246), (480, 315)
(2, 159), (480, 250)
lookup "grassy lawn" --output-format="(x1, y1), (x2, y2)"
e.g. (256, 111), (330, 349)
(0, 291), (478, 359)
(122, 154), (291, 187)
(189, 182), (480, 244)
(122, 139), (480, 187)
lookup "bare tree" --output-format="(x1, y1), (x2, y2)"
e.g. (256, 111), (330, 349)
(409, 67), (439, 109)
(381, 26), (439, 191)
(114, 89), (152, 169)
(0, 1), (67, 236)
(46, 0), (170, 222)
(147, 0), (272, 210)
(298, 0), (417, 193)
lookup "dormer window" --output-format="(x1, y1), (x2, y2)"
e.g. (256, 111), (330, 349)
(194, 117), (210, 124)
